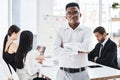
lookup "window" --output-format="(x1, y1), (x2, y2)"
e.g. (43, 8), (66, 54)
(0, 0), (9, 49)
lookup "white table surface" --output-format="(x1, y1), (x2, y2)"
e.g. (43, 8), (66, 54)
(41, 59), (120, 80)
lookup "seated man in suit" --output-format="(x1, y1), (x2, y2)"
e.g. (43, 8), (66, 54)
(88, 26), (119, 69)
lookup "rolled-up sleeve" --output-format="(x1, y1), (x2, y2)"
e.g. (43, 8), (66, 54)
(25, 50), (42, 76)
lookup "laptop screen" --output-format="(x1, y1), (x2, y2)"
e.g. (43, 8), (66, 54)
(37, 46), (46, 55)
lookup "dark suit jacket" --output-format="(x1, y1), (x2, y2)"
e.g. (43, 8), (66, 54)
(88, 38), (119, 69)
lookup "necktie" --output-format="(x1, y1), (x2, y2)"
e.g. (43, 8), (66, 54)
(99, 44), (103, 58)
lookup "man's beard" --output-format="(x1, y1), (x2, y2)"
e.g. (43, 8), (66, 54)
(99, 39), (105, 43)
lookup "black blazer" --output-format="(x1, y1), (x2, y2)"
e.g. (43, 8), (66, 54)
(88, 38), (119, 69)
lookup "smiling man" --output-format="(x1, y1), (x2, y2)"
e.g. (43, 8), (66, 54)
(53, 2), (92, 80)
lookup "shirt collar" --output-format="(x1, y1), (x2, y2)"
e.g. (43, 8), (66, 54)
(64, 23), (84, 30)
(101, 37), (109, 46)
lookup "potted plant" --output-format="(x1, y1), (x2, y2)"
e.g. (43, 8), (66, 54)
(112, 2), (120, 9)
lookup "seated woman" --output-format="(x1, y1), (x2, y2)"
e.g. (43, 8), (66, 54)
(15, 30), (44, 80)
(3, 25), (20, 71)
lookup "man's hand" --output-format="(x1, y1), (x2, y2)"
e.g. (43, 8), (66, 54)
(36, 55), (45, 64)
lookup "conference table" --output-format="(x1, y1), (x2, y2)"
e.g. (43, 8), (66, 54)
(40, 58), (120, 80)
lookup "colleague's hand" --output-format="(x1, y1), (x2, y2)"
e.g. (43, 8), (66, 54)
(78, 51), (89, 54)
(36, 55), (45, 64)
(94, 57), (98, 62)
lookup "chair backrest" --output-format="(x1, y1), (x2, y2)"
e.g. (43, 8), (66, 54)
(9, 64), (19, 80)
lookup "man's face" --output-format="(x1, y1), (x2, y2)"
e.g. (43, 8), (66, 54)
(66, 6), (81, 24)
(94, 32), (106, 43)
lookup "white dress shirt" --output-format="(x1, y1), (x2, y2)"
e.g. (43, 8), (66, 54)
(16, 50), (42, 80)
(99, 37), (109, 57)
(53, 23), (92, 68)
(101, 37), (109, 47)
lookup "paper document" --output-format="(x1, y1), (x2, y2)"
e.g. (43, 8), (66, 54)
(42, 58), (58, 67)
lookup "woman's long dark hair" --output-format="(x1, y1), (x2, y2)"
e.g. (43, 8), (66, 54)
(3, 25), (20, 55)
(15, 30), (33, 69)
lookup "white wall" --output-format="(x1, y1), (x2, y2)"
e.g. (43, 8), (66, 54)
(37, 0), (54, 45)
(20, 0), (37, 34)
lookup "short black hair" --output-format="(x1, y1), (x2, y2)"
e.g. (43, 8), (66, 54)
(65, 2), (80, 10)
(93, 26), (108, 35)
